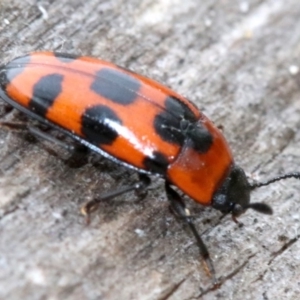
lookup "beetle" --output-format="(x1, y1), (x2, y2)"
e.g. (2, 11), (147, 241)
(0, 51), (299, 284)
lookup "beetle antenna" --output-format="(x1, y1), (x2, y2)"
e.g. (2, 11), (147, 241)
(250, 172), (300, 190)
(244, 202), (273, 214)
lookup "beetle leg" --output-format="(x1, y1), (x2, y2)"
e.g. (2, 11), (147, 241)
(28, 125), (76, 151)
(0, 103), (14, 116)
(165, 182), (218, 284)
(0, 121), (28, 130)
(0, 121), (88, 167)
(27, 125), (89, 167)
(1, 121), (82, 150)
(81, 174), (151, 224)
(0, 121), (75, 150)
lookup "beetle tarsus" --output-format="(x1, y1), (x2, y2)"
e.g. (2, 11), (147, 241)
(202, 258), (218, 286)
(165, 182), (217, 283)
(81, 199), (100, 224)
(81, 174), (151, 222)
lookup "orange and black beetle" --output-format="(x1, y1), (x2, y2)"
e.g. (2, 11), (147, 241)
(0, 52), (299, 283)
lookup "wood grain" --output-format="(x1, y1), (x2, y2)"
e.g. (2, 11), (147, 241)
(0, 0), (300, 299)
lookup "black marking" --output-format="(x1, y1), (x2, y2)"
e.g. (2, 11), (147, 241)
(0, 55), (31, 90)
(154, 110), (185, 146)
(91, 68), (141, 105)
(53, 52), (80, 63)
(184, 124), (213, 153)
(29, 73), (64, 117)
(81, 105), (122, 145)
(154, 96), (213, 152)
(165, 96), (197, 122)
(154, 96), (196, 146)
(143, 151), (169, 175)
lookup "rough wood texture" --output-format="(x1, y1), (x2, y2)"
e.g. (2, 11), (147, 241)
(0, 0), (300, 299)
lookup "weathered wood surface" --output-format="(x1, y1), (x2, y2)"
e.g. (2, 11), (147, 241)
(0, 0), (300, 299)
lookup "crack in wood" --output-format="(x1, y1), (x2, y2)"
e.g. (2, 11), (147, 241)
(0, 188), (31, 220)
(268, 235), (299, 266)
(251, 235), (299, 284)
(195, 253), (256, 298)
(157, 275), (189, 300)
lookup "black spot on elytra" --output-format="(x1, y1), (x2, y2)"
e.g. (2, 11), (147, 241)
(81, 105), (122, 145)
(0, 55), (31, 90)
(154, 112), (185, 146)
(154, 96), (213, 153)
(184, 124), (213, 153)
(154, 96), (197, 146)
(29, 73), (64, 117)
(165, 96), (198, 122)
(53, 52), (80, 63)
(91, 68), (141, 105)
(143, 151), (169, 175)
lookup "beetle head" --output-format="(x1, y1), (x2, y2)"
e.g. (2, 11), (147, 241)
(212, 165), (273, 219)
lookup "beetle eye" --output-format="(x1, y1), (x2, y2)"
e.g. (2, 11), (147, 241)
(212, 194), (226, 210)
(232, 203), (244, 217)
